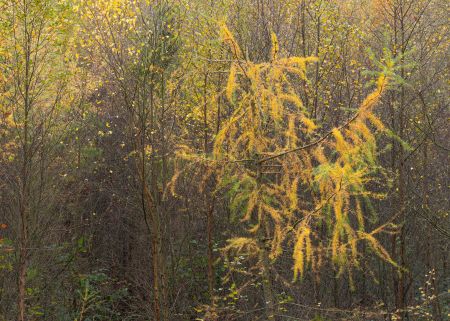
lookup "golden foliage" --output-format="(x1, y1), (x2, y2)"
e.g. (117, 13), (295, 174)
(226, 64), (237, 102)
(293, 223), (312, 281)
(179, 24), (396, 282)
(224, 237), (260, 256)
(270, 31), (279, 61)
(220, 23), (243, 60)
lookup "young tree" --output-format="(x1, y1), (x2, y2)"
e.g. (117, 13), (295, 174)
(0, 0), (76, 319)
(74, 0), (180, 319)
(174, 24), (401, 320)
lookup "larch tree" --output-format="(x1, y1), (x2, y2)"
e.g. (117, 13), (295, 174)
(174, 24), (402, 320)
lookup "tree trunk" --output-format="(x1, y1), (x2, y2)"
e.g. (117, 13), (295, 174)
(259, 239), (276, 321)
(256, 164), (276, 321)
(206, 203), (215, 303)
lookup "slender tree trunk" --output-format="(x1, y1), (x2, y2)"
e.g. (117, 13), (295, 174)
(313, 10), (321, 119)
(206, 203), (215, 302)
(256, 163), (276, 321)
(17, 102), (29, 321)
(18, 149), (29, 321)
(203, 70), (216, 305)
(421, 96), (443, 321)
(299, 0), (311, 122)
(159, 68), (170, 321)
(397, 5), (408, 318)
(259, 239), (276, 321)
(388, 3), (408, 318)
(140, 166), (164, 321)
(135, 83), (165, 321)
(18, 2), (31, 317)
(18, 206), (28, 321)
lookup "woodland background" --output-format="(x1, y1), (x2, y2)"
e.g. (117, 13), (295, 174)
(0, 0), (448, 320)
